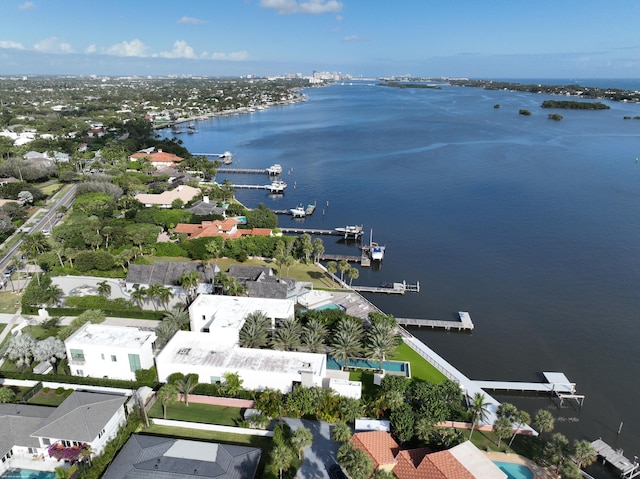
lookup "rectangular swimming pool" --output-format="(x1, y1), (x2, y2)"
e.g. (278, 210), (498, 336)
(327, 356), (411, 376)
(492, 461), (533, 479)
(0, 470), (57, 479)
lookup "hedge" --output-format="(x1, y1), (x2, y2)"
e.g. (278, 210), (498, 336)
(21, 305), (165, 320)
(0, 370), (159, 390)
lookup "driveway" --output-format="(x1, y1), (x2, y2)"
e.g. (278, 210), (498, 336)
(283, 419), (340, 479)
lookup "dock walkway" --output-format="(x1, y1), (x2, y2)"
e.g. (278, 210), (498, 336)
(352, 281), (420, 295)
(397, 311), (474, 331)
(591, 438), (640, 478)
(217, 167), (268, 175)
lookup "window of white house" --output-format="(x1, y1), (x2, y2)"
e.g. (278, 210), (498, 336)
(101, 353), (105, 360)
(42, 438), (50, 446)
(210, 376), (221, 384)
(76, 369), (83, 376)
(111, 355), (117, 362)
(128, 354), (141, 372)
(70, 349), (85, 361)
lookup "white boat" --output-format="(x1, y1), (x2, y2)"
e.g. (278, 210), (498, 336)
(267, 164), (283, 175)
(268, 180), (287, 193)
(219, 151), (233, 164)
(334, 225), (363, 237)
(290, 205), (306, 217)
(369, 229), (385, 261)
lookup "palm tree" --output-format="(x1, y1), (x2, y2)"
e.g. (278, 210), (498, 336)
(365, 321), (400, 370)
(179, 271), (201, 303)
(330, 327), (362, 368)
(347, 266), (359, 287)
(155, 285), (174, 310)
(272, 317), (302, 351)
(175, 376), (198, 407)
(338, 260), (350, 283)
(96, 280), (111, 299)
(5, 333), (36, 369)
(300, 317), (327, 353)
(146, 283), (163, 310)
(493, 416), (513, 448)
(155, 320), (178, 349)
(291, 426), (313, 460)
(42, 284), (64, 306)
(271, 444), (293, 479)
(157, 383), (179, 419)
(467, 392), (491, 440)
(163, 307), (190, 330)
(33, 337), (66, 374)
(130, 284), (147, 309)
(313, 238), (324, 263)
(331, 421), (353, 444)
(508, 409), (530, 446)
(282, 254), (295, 277)
(326, 261), (337, 286)
(239, 311), (271, 348)
(572, 440), (596, 469)
(533, 409), (554, 436)
(222, 372), (244, 397)
(205, 239), (221, 283)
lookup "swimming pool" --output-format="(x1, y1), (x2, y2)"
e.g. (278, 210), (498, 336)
(0, 469), (57, 479)
(327, 356), (411, 376)
(493, 461), (533, 479)
(315, 303), (344, 311)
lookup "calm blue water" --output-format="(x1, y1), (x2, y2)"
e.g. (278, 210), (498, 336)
(493, 461), (534, 479)
(164, 82), (640, 477)
(0, 470), (56, 479)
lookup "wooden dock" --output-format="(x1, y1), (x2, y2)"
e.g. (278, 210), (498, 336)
(397, 311), (474, 331)
(217, 167), (268, 174)
(352, 281), (420, 295)
(319, 253), (363, 263)
(473, 372), (585, 406)
(283, 228), (341, 236)
(591, 439), (640, 478)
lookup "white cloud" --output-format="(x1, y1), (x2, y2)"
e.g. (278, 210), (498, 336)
(85, 44), (97, 54)
(106, 39), (148, 57)
(206, 51), (249, 61)
(260, 0), (342, 14)
(18, 2), (35, 10)
(33, 37), (74, 53)
(179, 15), (205, 25)
(159, 40), (196, 59)
(343, 35), (370, 42)
(0, 40), (25, 50)
(336, 14), (343, 22)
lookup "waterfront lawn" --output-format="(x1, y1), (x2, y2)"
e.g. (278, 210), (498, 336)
(142, 425), (273, 478)
(148, 401), (244, 426)
(389, 342), (447, 383)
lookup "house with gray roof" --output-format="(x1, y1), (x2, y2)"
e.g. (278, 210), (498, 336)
(31, 391), (127, 456)
(187, 196), (227, 217)
(227, 265), (305, 300)
(125, 261), (218, 296)
(102, 434), (261, 479)
(0, 404), (53, 475)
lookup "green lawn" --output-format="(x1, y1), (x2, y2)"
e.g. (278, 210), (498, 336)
(0, 291), (21, 314)
(389, 342), (447, 383)
(348, 371), (376, 398)
(27, 388), (74, 406)
(39, 181), (62, 196)
(21, 324), (62, 340)
(0, 324), (5, 335)
(148, 401), (245, 426)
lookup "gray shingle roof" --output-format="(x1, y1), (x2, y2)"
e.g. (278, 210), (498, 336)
(31, 391), (126, 443)
(227, 265), (273, 282)
(101, 434), (261, 479)
(0, 404), (54, 457)
(187, 200), (227, 216)
(247, 281), (287, 299)
(126, 261), (214, 286)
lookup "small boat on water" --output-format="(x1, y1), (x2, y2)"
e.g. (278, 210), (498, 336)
(335, 225), (363, 238)
(267, 164), (283, 175)
(368, 229), (385, 261)
(187, 124), (197, 134)
(219, 151), (233, 164)
(305, 202), (316, 215)
(290, 205), (306, 217)
(171, 125), (183, 134)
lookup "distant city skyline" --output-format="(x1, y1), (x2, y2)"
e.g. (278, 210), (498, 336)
(1, 0), (639, 78)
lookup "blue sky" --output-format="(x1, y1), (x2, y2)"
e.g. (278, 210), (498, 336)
(1, 0), (639, 78)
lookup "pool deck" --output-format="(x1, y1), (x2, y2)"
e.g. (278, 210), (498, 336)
(484, 451), (553, 479)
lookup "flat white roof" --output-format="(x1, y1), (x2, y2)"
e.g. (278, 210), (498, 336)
(159, 331), (325, 376)
(191, 294), (294, 329)
(65, 323), (156, 349)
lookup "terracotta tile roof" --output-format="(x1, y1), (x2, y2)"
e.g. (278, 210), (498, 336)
(174, 220), (272, 240)
(130, 149), (184, 164)
(351, 431), (399, 469)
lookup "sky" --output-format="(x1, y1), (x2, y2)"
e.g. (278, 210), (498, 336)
(1, 0), (640, 78)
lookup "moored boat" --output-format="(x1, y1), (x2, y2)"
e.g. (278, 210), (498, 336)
(290, 205), (306, 217)
(267, 164), (283, 175)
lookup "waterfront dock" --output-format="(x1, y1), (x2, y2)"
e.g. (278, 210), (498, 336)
(397, 311), (474, 330)
(473, 372), (585, 406)
(591, 439), (640, 478)
(217, 167), (270, 175)
(319, 253), (364, 263)
(352, 280), (420, 295)
(281, 226), (363, 238)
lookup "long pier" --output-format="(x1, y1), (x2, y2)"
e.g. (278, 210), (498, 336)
(397, 311), (474, 331)
(283, 228), (341, 236)
(591, 439), (640, 478)
(320, 254), (363, 263)
(352, 281), (420, 295)
(217, 167), (269, 175)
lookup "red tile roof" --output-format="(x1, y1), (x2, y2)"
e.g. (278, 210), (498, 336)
(174, 220), (271, 240)
(130, 149), (184, 164)
(351, 431), (399, 469)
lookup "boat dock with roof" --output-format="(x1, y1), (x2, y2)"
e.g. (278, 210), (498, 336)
(591, 439), (640, 478)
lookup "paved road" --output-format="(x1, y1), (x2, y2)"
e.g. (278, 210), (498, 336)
(284, 419), (339, 479)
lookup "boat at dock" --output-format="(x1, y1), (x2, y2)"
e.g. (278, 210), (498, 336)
(290, 205), (306, 217)
(267, 164), (283, 175)
(305, 202), (316, 215)
(366, 229), (385, 261)
(219, 151), (233, 164)
(334, 225), (364, 238)
(187, 124), (197, 134)
(268, 180), (287, 193)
